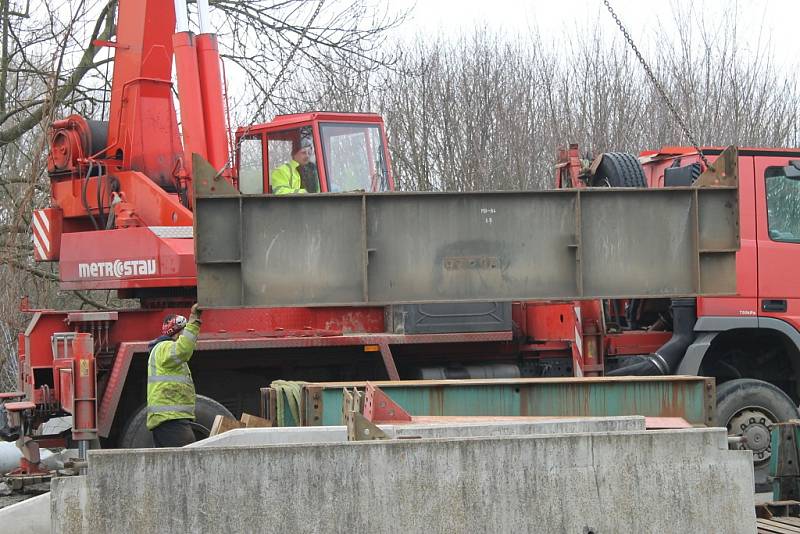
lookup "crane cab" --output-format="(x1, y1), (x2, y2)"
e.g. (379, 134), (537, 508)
(235, 112), (395, 194)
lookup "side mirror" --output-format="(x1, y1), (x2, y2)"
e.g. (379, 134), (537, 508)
(784, 160), (800, 180)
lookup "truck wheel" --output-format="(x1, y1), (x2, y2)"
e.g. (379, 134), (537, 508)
(715, 378), (800, 491)
(591, 152), (647, 188)
(118, 394), (235, 448)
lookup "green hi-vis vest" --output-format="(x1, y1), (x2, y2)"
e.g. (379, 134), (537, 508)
(146, 322), (200, 430)
(270, 160), (307, 194)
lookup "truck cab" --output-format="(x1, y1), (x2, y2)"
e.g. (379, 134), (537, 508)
(639, 149), (800, 331)
(234, 112), (395, 194)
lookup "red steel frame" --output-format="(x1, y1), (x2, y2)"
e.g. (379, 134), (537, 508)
(19, 304), (513, 438)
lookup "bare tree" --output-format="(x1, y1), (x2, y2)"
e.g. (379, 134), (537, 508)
(308, 10), (800, 192)
(0, 0), (120, 389)
(211, 0), (404, 123)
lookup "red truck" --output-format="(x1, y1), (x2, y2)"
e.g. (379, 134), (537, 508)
(556, 144), (800, 488)
(1, 0), (798, 493)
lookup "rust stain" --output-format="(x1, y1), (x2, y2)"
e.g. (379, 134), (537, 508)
(662, 382), (687, 417)
(519, 386), (529, 416)
(583, 384), (591, 416)
(428, 387), (445, 416)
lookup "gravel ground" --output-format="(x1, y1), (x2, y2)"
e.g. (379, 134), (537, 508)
(0, 492), (34, 508)
(0, 481), (51, 509)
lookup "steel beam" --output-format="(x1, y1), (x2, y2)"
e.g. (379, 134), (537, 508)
(290, 376), (716, 427)
(193, 147), (739, 308)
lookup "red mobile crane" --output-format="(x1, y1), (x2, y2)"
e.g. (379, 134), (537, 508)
(1, 0), (506, 462)
(1, 0), (799, 493)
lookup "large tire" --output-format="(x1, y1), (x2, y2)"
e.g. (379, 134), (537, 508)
(592, 152), (647, 188)
(118, 394), (234, 448)
(592, 152), (648, 329)
(715, 378), (800, 491)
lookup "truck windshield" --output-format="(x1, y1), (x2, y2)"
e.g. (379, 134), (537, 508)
(766, 166), (800, 242)
(319, 123), (390, 192)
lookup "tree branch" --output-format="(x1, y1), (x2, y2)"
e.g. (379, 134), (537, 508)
(0, 1), (115, 147)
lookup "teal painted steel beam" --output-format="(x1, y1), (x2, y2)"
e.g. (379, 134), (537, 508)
(294, 376), (715, 427)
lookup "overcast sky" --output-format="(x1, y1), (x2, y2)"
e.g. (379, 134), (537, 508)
(388, 0), (800, 67)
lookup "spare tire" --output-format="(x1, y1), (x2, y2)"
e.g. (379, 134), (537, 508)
(592, 152), (647, 188)
(118, 394), (234, 448)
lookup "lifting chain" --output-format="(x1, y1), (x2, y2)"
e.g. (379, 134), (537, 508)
(262, 0), (326, 112)
(233, 0), (326, 165)
(602, 0), (713, 170)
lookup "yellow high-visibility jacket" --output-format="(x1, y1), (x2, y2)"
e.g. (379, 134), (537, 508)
(146, 321), (200, 430)
(270, 160), (307, 194)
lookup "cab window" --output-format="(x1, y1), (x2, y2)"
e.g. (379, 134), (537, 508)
(766, 166), (800, 242)
(238, 136), (264, 194)
(319, 123), (389, 192)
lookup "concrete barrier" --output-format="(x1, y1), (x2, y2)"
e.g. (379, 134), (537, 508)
(189, 415), (646, 448)
(189, 425), (348, 447)
(52, 427), (755, 533)
(0, 493), (50, 534)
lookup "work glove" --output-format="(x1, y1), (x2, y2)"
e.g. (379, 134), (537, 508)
(189, 303), (203, 325)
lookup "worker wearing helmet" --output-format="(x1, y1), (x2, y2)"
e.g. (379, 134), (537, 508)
(146, 303), (202, 447)
(270, 139), (319, 194)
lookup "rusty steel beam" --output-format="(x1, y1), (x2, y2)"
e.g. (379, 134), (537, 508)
(297, 375), (716, 427)
(193, 147), (739, 308)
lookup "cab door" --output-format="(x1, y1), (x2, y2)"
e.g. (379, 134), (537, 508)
(755, 155), (800, 331)
(236, 134), (266, 194)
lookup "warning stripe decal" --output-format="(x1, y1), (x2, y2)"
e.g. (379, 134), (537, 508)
(31, 210), (51, 260)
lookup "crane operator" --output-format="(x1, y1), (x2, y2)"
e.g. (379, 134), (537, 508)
(270, 138), (320, 194)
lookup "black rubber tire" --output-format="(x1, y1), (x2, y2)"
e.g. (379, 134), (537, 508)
(118, 394), (235, 448)
(715, 378), (800, 491)
(592, 152), (647, 188)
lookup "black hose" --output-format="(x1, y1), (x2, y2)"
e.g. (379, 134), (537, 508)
(607, 298), (697, 376)
(606, 358), (662, 376)
(96, 165), (105, 229)
(101, 164), (112, 229)
(82, 161), (99, 230)
(105, 175), (120, 230)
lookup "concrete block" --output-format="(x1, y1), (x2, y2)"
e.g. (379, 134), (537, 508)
(190, 416), (646, 448)
(52, 427), (755, 534)
(0, 493), (50, 534)
(51, 477), (90, 534)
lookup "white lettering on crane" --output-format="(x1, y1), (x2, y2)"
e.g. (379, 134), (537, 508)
(78, 259), (157, 279)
